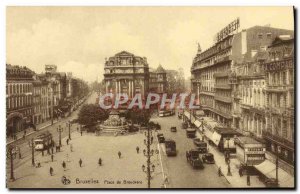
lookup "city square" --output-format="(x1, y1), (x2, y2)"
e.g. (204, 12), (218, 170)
(6, 7), (295, 189)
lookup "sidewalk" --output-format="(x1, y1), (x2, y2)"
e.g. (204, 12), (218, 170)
(6, 119), (60, 145)
(195, 130), (265, 188)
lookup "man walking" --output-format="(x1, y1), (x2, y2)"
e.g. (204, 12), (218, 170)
(98, 158), (102, 166)
(66, 138), (69, 145)
(118, 151), (122, 159)
(79, 158), (83, 167)
(50, 167), (53, 176)
(136, 146), (140, 154)
(80, 130), (83, 136)
(51, 154), (54, 162)
(218, 167), (222, 177)
(62, 161), (66, 171)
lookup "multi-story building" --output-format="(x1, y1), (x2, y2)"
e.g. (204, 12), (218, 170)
(40, 80), (49, 122)
(264, 35), (294, 167)
(39, 65), (67, 117)
(191, 25), (293, 128)
(149, 64), (167, 94)
(32, 78), (42, 125)
(104, 51), (150, 99)
(6, 64), (34, 136)
(235, 52), (267, 139)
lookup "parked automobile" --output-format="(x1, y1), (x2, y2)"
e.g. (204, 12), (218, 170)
(193, 138), (208, 153)
(170, 126), (177, 132)
(202, 153), (215, 164)
(157, 133), (165, 143)
(186, 128), (196, 138)
(165, 139), (177, 156)
(186, 149), (204, 169)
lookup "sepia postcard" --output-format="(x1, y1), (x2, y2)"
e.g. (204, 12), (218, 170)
(6, 6), (295, 189)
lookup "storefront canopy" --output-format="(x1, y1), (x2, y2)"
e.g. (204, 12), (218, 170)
(211, 131), (222, 146)
(255, 160), (294, 187)
(194, 120), (202, 128)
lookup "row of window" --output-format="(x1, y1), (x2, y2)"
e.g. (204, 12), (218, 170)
(7, 83), (33, 95)
(7, 96), (33, 110)
(268, 70), (294, 86)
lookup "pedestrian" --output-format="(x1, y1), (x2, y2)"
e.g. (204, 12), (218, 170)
(118, 151), (122, 159)
(247, 175), (251, 186)
(62, 161), (66, 171)
(66, 138), (69, 145)
(79, 158), (83, 167)
(51, 154), (54, 162)
(239, 168), (243, 177)
(19, 152), (22, 159)
(77, 127), (79, 132)
(70, 144), (73, 152)
(136, 146), (140, 154)
(227, 165), (232, 176)
(98, 158), (102, 166)
(50, 167), (53, 176)
(80, 130), (83, 136)
(218, 166), (222, 177)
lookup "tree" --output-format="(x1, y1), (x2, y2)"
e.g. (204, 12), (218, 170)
(78, 104), (108, 126)
(125, 108), (151, 126)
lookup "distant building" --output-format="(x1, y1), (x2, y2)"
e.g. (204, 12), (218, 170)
(6, 64), (34, 136)
(104, 51), (150, 98)
(149, 64), (167, 94)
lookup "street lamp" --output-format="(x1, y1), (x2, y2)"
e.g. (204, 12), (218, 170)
(57, 125), (63, 147)
(28, 138), (35, 166)
(7, 146), (15, 181)
(142, 127), (156, 188)
(68, 121), (72, 140)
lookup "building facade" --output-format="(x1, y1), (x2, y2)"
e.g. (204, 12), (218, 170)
(149, 64), (167, 94)
(264, 36), (294, 166)
(191, 25), (294, 129)
(104, 51), (150, 99)
(6, 64), (34, 136)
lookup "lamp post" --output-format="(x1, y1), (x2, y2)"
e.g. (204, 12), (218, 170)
(142, 127), (156, 188)
(7, 146), (15, 181)
(57, 125), (63, 147)
(68, 121), (72, 140)
(28, 138), (35, 166)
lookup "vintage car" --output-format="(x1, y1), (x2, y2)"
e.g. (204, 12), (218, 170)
(186, 149), (204, 169)
(202, 153), (215, 164)
(193, 138), (208, 153)
(157, 133), (165, 143)
(170, 126), (177, 132)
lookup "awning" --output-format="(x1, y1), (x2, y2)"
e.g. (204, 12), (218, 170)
(194, 120), (202, 128)
(204, 128), (214, 141)
(254, 160), (294, 187)
(184, 111), (190, 118)
(212, 131), (222, 146)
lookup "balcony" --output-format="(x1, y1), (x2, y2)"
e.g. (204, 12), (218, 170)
(214, 84), (231, 90)
(214, 95), (232, 103)
(262, 131), (294, 150)
(265, 85), (290, 92)
(214, 72), (229, 78)
(213, 56), (231, 66)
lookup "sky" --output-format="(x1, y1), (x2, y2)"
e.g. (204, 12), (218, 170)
(6, 6), (294, 83)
